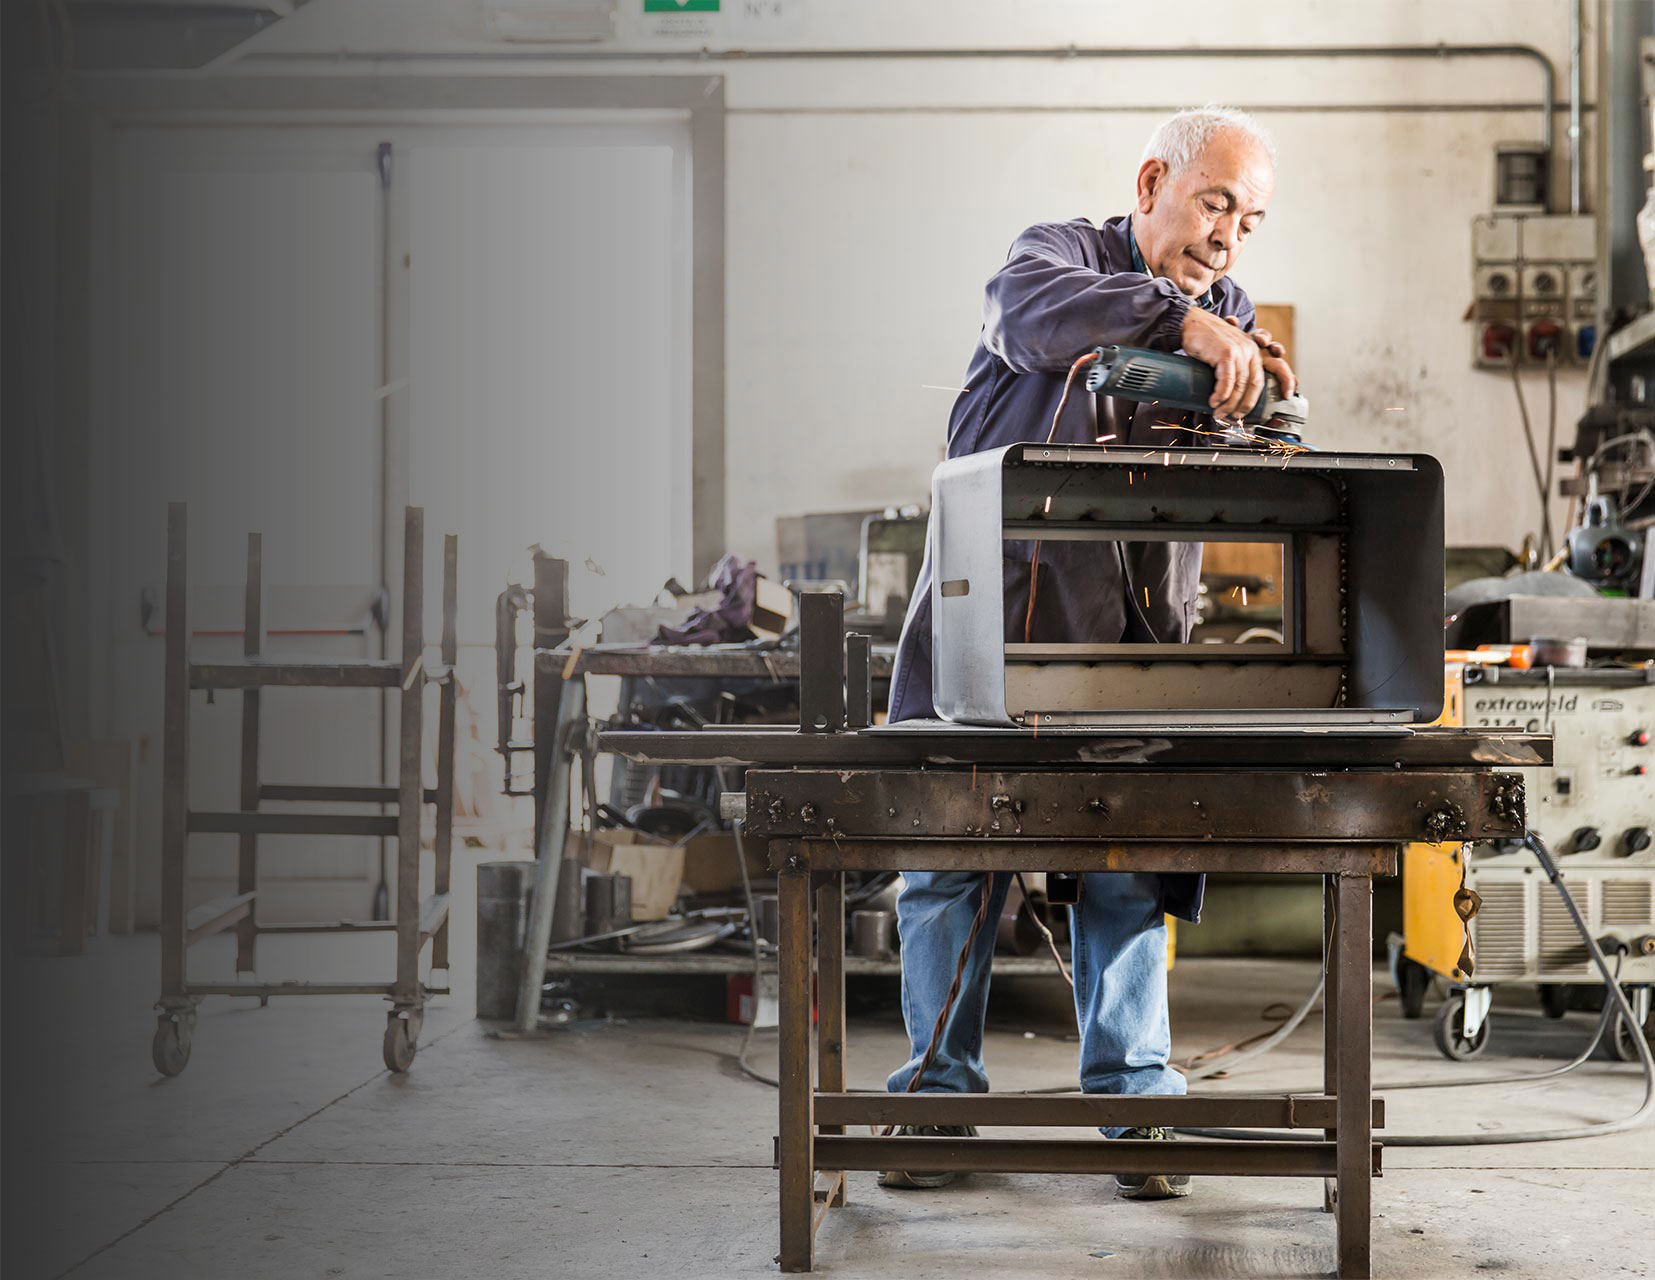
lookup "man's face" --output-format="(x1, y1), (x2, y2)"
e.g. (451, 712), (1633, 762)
(1132, 129), (1274, 297)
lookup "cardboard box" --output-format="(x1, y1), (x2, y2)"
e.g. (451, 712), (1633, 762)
(750, 576), (794, 636)
(580, 831), (685, 922)
(681, 831), (771, 895)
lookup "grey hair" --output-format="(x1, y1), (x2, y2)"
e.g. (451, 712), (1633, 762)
(1141, 106), (1277, 177)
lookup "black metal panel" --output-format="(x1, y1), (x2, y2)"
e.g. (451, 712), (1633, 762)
(596, 725), (1550, 769)
(743, 768), (1525, 842)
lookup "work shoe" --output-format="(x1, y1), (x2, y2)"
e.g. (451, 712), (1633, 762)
(876, 1124), (979, 1190)
(1113, 1126), (1193, 1200)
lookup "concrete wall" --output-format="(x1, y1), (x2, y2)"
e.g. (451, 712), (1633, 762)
(240, 0), (1600, 570)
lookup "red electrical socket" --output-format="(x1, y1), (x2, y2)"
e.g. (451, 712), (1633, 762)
(1527, 320), (1563, 360)
(1481, 323), (1517, 361)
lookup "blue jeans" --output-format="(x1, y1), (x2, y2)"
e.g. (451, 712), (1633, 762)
(886, 871), (1183, 1136)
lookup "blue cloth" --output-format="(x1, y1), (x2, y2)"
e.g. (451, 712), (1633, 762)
(888, 213), (1259, 923)
(887, 871), (1183, 1132)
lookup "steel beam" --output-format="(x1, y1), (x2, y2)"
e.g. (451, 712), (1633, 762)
(785, 841), (1397, 878)
(813, 1092), (1383, 1131)
(597, 726), (1550, 770)
(811, 1136), (1377, 1178)
(743, 769), (1523, 843)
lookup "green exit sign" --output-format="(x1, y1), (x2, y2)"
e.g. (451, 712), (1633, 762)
(644, 0), (719, 11)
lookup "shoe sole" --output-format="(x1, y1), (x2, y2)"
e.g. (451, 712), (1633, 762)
(1116, 1175), (1192, 1201)
(878, 1170), (960, 1190)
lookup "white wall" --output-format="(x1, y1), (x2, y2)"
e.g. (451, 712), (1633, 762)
(241, 0), (1599, 567)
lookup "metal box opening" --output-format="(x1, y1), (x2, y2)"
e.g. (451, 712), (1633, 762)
(930, 443), (1445, 727)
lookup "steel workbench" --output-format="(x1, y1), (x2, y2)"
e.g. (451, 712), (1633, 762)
(600, 719), (1548, 1279)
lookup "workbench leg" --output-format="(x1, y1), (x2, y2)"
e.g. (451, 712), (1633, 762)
(815, 873), (846, 1208)
(1322, 873), (1339, 1215)
(1334, 872), (1373, 1279)
(778, 855), (815, 1272)
(513, 673), (586, 1032)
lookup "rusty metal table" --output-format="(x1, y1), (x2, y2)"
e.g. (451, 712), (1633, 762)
(599, 725), (1544, 1280)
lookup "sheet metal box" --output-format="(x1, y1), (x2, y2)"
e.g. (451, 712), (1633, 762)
(929, 443), (1445, 727)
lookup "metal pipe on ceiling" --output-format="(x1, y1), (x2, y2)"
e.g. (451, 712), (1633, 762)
(250, 41), (1560, 195)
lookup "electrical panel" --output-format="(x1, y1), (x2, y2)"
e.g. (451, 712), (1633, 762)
(1470, 213), (1597, 369)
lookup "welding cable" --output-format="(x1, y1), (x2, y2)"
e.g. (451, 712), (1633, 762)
(719, 767), (782, 1089)
(1177, 832), (1654, 1147)
(879, 873), (1003, 1132)
(1025, 351), (1102, 642)
(1508, 350), (1555, 558)
(1543, 349), (1559, 557)
(1013, 871), (1074, 988)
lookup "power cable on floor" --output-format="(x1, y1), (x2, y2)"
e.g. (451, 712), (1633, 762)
(1178, 833), (1654, 1147)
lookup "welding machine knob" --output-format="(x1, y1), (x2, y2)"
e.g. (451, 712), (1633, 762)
(1630, 728), (1650, 747)
(1621, 827), (1652, 856)
(1571, 826), (1603, 853)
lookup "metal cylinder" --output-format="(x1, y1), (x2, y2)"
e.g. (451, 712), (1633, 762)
(585, 872), (633, 937)
(1528, 635), (1588, 668)
(851, 909), (897, 960)
(476, 861), (536, 1021)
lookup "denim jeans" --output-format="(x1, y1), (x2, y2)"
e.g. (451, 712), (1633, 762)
(886, 871), (1184, 1136)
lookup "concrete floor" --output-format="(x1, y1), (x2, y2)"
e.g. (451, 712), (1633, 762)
(6, 856), (1651, 1279)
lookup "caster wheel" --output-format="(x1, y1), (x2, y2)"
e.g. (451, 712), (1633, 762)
(152, 1012), (194, 1077)
(1432, 993), (1490, 1060)
(1539, 984), (1571, 1019)
(1609, 1003), (1648, 1063)
(1398, 958), (1431, 1020)
(383, 1010), (421, 1073)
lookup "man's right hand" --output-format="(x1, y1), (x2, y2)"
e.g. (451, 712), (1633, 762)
(1180, 307), (1265, 422)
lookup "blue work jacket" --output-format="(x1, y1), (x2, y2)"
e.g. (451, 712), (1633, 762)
(889, 214), (1259, 923)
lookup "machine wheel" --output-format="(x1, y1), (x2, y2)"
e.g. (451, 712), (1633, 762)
(1398, 958), (1432, 1020)
(1609, 1001), (1649, 1064)
(152, 1012), (194, 1077)
(383, 1009), (422, 1073)
(1538, 984), (1571, 1019)
(1432, 993), (1490, 1060)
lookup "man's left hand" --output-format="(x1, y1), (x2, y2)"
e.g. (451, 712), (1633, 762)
(1225, 315), (1297, 397)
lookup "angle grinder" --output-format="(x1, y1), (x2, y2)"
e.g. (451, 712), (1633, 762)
(1085, 344), (1309, 445)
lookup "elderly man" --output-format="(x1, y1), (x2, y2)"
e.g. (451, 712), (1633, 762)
(881, 107), (1296, 1201)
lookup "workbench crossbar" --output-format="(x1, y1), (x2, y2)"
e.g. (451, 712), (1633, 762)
(810, 1135), (1379, 1178)
(812, 1092), (1383, 1130)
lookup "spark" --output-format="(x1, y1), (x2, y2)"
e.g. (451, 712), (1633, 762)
(921, 384), (969, 393)
(1043, 495), (1052, 514)
(1144, 587), (1151, 608)
(1383, 406), (1406, 412)
(1242, 587), (1249, 606)
(1095, 433), (1116, 443)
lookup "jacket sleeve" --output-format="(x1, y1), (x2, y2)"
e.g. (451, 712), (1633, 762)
(981, 222), (1195, 374)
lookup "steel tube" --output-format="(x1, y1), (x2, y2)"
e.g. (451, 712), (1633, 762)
(791, 841), (1398, 877)
(812, 1092), (1383, 1131)
(812, 1135), (1365, 1178)
(778, 861), (815, 1272)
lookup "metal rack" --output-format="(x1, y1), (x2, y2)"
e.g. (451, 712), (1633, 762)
(154, 504), (457, 1075)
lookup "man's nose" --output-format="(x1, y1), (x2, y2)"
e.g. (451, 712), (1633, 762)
(1211, 217), (1241, 255)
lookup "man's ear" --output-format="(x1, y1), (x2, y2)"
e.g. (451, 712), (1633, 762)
(1135, 158), (1166, 213)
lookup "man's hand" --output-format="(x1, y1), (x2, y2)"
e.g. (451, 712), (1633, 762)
(1225, 314), (1298, 399)
(1180, 308), (1266, 421)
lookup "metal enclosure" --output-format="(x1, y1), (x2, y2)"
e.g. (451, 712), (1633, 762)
(929, 444), (1445, 727)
